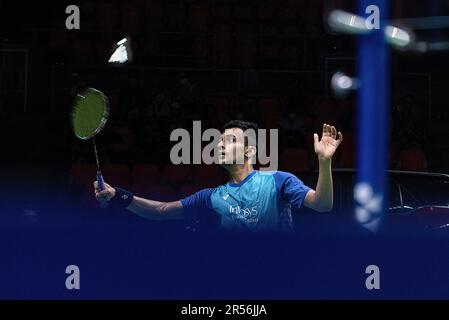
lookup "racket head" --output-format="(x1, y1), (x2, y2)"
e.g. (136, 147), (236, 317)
(71, 88), (110, 140)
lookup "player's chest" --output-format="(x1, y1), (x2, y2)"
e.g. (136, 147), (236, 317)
(210, 185), (277, 225)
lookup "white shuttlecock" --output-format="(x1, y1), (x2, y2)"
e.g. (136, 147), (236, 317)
(108, 38), (130, 64)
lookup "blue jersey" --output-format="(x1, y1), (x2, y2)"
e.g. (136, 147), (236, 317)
(180, 170), (311, 232)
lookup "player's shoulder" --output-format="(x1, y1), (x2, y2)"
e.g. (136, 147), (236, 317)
(274, 170), (297, 177)
(197, 187), (217, 196)
(262, 170), (305, 187)
(197, 185), (226, 198)
(259, 170), (297, 180)
(212, 184), (227, 195)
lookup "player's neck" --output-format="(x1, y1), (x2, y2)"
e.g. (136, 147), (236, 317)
(228, 165), (254, 185)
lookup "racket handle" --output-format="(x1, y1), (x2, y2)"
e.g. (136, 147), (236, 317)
(96, 170), (109, 209)
(97, 170), (105, 191)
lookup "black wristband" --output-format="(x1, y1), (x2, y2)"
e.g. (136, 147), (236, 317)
(111, 187), (134, 208)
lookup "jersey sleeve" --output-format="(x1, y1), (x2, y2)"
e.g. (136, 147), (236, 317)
(180, 188), (214, 221)
(274, 171), (312, 208)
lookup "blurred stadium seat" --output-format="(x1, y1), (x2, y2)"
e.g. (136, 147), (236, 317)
(166, 2), (186, 31)
(164, 164), (192, 184)
(215, 26), (233, 67)
(337, 132), (355, 168)
(192, 164), (228, 188)
(188, 3), (210, 32)
(259, 41), (281, 67)
(144, 1), (163, 31)
(257, 97), (281, 129)
(398, 147), (428, 171)
(213, 3), (232, 22)
(145, 185), (178, 202)
(205, 96), (229, 122)
(103, 164), (131, 188)
(234, 4), (253, 22)
(70, 39), (91, 65)
(281, 147), (311, 172)
(122, 2), (141, 34)
(257, 2), (275, 22)
(179, 184), (204, 199)
(235, 27), (257, 68)
(70, 163), (97, 186)
(132, 164), (162, 189)
(98, 2), (118, 31)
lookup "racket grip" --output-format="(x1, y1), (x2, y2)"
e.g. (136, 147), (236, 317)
(96, 170), (109, 209)
(97, 170), (105, 191)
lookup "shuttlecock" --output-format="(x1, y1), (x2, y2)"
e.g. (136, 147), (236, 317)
(108, 38), (131, 64)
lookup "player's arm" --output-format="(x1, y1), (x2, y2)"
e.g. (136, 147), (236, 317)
(94, 181), (184, 220)
(304, 158), (333, 212)
(304, 124), (343, 213)
(128, 197), (183, 220)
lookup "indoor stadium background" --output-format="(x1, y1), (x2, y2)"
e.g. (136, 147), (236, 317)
(1, 0), (449, 299)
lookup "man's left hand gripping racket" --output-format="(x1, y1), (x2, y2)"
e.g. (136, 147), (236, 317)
(71, 88), (110, 208)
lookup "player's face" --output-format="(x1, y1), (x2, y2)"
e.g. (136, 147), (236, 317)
(217, 128), (246, 165)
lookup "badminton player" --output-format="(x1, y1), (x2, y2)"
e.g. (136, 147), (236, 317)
(94, 120), (343, 232)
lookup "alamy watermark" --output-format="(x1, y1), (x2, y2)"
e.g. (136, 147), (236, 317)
(365, 264), (380, 290)
(364, 5), (380, 30)
(170, 121), (279, 171)
(65, 264), (80, 290)
(65, 5), (80, 30)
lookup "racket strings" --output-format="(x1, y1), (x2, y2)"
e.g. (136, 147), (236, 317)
(72, 88), (109, 140)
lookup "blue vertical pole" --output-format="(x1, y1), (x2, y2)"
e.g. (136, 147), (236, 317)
(355, 0), (390, 230)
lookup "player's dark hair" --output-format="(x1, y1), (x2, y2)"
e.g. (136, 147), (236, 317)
(222, 120), (258, 148)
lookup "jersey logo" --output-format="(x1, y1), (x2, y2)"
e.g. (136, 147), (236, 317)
(229, 205), (259, 224)
(222, 194), (229, 201)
